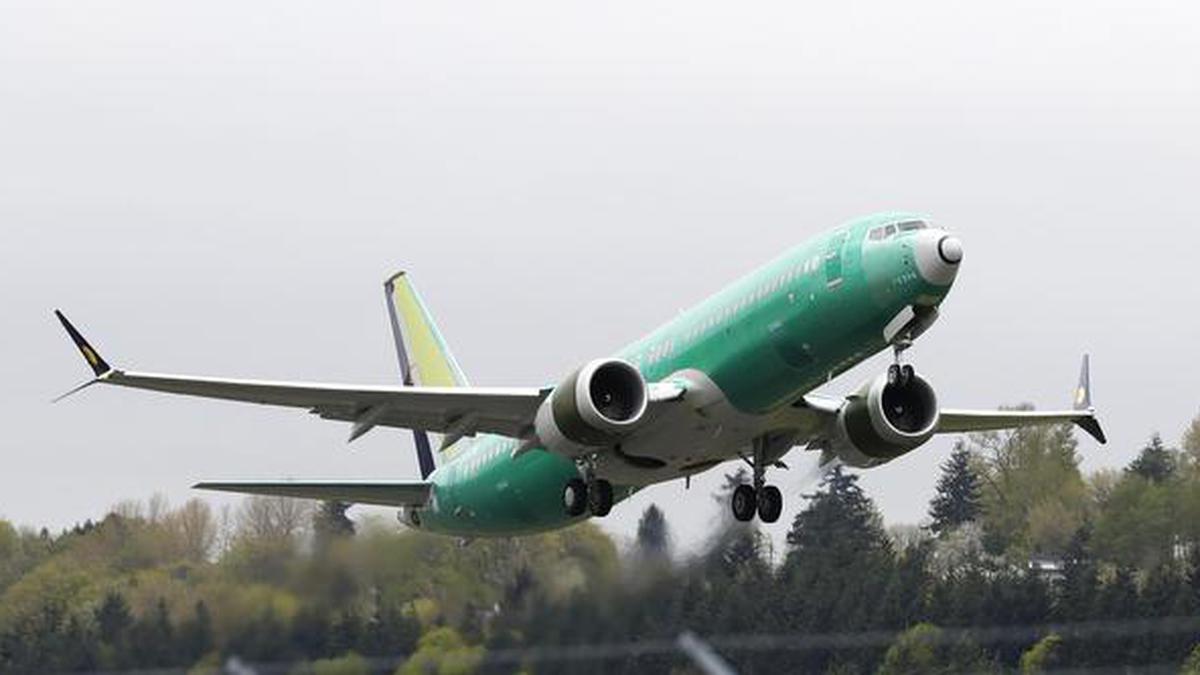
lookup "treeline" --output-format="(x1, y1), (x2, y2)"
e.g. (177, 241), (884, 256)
(1, 411), (1198, 674)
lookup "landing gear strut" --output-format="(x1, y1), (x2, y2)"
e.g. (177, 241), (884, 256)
(888, 339), (915, 387)
(562, 454), (614, 518)
(730, 436), (784, 523)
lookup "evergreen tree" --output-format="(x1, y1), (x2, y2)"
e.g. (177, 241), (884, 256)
(94, 591), (132, 646)
(1056, 524), (1099, 622)
(928, 442), (982, 536)
(634, 504), (670, 562)
(1127, 433), (1177, 483)
(780, 465), (895, 671)
(313, 500), (356, 553)
(177, 600), (214, 662)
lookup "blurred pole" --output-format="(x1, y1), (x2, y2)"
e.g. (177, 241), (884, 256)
(677, 631), (738, 675)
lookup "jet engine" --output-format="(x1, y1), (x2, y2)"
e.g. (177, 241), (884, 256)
(534, 358), (649, 456)
(831, 370), (940, 467)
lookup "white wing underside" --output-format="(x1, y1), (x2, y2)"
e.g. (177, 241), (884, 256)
(98, 369), (549, 439)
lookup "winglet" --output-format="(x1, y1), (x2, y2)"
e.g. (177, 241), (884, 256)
(1073, 354), (1092, 411)
(1072, 354), (1107, 444)
(55, 310), (112, 377)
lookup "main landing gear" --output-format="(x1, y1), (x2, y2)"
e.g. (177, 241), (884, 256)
(731, 436), (784, 523)
(563, 455), (614, 518)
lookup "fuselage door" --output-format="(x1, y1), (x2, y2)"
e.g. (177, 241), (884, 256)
(824, 231), (846, 288)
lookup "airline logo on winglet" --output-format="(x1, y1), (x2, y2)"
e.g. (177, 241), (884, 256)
(54, 310), (112, 378)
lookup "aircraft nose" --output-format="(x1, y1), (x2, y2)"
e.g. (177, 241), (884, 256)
(914, 230), (963, 286)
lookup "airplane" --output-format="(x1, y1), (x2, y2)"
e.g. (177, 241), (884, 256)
(55, 212), (1106, 536)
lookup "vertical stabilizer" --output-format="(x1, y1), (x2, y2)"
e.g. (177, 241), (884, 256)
(384, 272), (469, 471)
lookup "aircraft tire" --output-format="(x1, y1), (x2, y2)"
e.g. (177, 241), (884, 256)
(758, 485), (783, 523)
(589, 479), (614, 517)
(732, 484), (757, 522)
(564, 478), (589, 517)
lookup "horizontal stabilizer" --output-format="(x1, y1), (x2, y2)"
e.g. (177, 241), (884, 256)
(193, 481), (432, 507)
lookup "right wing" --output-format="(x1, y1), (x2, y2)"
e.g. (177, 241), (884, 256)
(54, 310), (548, 441)
(936, 354), (1106, 444)
(194, 481), (432, 507)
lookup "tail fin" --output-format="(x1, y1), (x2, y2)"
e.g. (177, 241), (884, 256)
(384, 272), (469, 388)
(384, 272), (468, 473)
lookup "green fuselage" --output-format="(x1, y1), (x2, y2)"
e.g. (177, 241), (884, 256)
(414, 213), (952, 536)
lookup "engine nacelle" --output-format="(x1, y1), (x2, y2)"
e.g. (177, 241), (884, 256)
(832, 370), (940, 467)
(534, 358), (649, 456)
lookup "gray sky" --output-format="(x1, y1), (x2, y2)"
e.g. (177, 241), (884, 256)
(2, 0), (1198, 552)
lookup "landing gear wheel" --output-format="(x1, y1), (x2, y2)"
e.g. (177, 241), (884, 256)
(563, 478), (588, 517)
(588, 479), (614, 517)
(757, 485), (783, 523)
(901, 364), (914, 386)
(888, 363), (901, 386)
(732, 484), (757, 522)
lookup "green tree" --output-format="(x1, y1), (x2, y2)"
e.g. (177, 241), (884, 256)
(395, 626), (482, 675)
(1128, 434), (1177, 483)
(928, 442), (982, 536)
(780, 466), (894, 671)
(1019, 633), (1062, 674)
(972, 417), (1088, 556)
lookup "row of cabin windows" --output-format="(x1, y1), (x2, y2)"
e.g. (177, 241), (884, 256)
(868, 220), (928, 241)
(633, 251), (828, 369)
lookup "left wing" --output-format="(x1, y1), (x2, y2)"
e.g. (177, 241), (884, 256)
(194, 481), (432, 507)
(54, 310), (548, 441)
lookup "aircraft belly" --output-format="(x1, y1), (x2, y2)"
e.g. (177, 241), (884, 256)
(597, 368), (823, 486)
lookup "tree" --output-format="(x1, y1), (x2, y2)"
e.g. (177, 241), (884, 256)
(972, 417), (1089, 556)
(928, 442), (982, 536)
(877, 623), (989, 675)
(780, 464), (894, 670)
(94, 590), (132, 646)
(1127, 434), (1176, 483)
(396, 626), (482, 675)
(314, 500), (356, 553)
(1055, 525), (1099, 622)
(1182, 412), (1200, 465)
(1019, 633), (1062, 674)
(634, 504), (670, 562)
(171, 499), (218, 562)
(237, 495), (311, 542)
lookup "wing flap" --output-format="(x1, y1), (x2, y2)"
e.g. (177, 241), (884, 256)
(194, 481), (432, 507)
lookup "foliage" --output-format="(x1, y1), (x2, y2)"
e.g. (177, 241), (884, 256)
(971, 414), (1089, 556)
(5, 412), (1200, 672)
(1019, 633), (1062, 674)
(927, 441), (982, 536)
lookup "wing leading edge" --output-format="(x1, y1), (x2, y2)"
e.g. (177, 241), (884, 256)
(936, 355), (1107, 444)
(194, 481), (432, 507)
(54, 310), (548, 440)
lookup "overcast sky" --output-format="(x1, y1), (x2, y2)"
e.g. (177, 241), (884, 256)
(2, 0), (1197, 552)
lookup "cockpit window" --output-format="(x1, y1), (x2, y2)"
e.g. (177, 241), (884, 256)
(897, 220), (927, 232)
(868, 227), (885, 241)
(884, 224), (897, 237)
